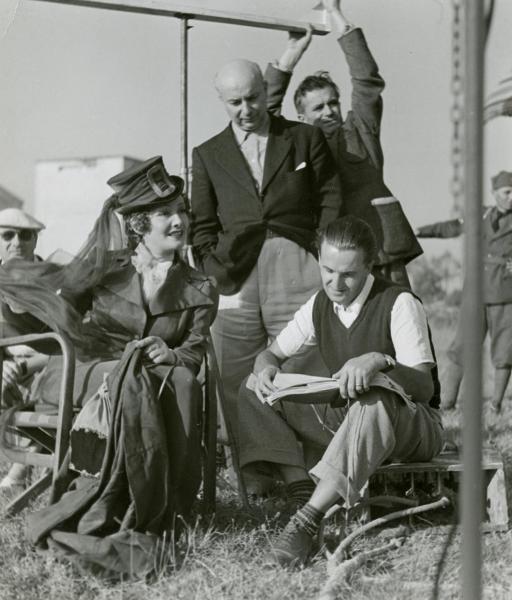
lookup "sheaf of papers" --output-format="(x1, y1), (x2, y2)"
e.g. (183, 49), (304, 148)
(246, 371), (416, 412)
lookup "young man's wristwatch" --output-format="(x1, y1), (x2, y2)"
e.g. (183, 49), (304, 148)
(381, 354), (396, 373)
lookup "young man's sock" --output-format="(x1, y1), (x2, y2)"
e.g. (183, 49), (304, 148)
(292, 503), (325, 536)
(286, 479), (316, 507)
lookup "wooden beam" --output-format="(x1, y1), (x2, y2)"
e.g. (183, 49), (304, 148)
(30, 0), (329, 34)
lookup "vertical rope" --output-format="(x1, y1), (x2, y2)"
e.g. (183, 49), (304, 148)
(450, 0), (464, 218)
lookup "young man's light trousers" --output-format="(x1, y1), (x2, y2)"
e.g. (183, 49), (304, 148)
(238, 386), (444, 507)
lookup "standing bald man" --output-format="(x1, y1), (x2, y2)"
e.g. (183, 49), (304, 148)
(191, 59), (342, 443)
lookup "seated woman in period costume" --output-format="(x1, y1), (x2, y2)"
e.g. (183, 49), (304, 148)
(0, 157), (218, 577)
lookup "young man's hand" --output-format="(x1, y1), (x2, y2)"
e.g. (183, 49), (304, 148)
(254, 366), (280, 403)
(332, 352), (387, 400)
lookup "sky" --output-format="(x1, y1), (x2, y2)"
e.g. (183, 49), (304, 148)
(0, 0), (511, 260)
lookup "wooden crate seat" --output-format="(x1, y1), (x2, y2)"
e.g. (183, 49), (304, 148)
(368, 447), (509, 531)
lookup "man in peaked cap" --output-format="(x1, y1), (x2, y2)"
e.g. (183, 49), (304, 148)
(0, 207), (49, 492)
(417, 170), (512, 411)
(492, 170), (512, 193)
(0, 208), (45, 264)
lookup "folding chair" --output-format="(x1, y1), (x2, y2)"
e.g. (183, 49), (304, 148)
(0, 332), (75, 516)
(0, 331), (247, 517)
(185, 246), (249, 511)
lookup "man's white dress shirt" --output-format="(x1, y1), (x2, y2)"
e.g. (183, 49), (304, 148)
(275, 274), (434, 368)
(231, 119), (270, 192)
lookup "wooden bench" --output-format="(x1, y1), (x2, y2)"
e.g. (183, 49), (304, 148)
(365, 447), (509, 531)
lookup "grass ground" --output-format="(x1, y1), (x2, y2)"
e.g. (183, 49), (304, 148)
(0, 306), (512, 600)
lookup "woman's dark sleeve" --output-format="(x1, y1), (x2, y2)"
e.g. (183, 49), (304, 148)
(170, 280), (219, 375)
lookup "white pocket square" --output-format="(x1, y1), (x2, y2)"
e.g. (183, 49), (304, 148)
(294, 161), (307, 171)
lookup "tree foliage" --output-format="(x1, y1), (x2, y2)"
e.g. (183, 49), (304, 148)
(408, 252), (462, 305)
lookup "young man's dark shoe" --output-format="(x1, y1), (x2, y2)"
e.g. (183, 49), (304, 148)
(268, 503), (324, 568)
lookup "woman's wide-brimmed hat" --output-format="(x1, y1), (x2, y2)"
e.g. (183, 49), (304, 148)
(108, 156), (184, 215)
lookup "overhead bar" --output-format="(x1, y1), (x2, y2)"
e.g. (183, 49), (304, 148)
(29, 0), (329, 34)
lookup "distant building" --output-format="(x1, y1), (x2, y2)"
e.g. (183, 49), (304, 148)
(0, 185), (23, 210)
(34, 156), (140, 258)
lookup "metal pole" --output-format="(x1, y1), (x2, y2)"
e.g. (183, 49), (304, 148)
(179, 16), (190, 195)
(462, 1), (484, 599)
(484, 0), (495, 44)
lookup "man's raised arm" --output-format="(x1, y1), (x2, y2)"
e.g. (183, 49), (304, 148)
(416, 218), (464, 238)
(265, 27), (312, 116)
(333, 0), (385, 143)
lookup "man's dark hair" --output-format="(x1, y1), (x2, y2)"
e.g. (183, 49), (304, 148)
(317, 216), (377, 266)
(293, 71), (340, 112)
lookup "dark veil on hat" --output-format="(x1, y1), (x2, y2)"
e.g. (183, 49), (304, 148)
(0, 156), (183, 359)
(0, 194), (122, 358)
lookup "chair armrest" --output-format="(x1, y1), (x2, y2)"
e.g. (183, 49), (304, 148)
(0, 333), (76, 468)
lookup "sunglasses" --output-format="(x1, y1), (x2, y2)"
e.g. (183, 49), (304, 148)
(0, 229), (35, 242)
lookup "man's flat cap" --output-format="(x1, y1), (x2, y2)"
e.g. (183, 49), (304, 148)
(0, 208), (45, 231)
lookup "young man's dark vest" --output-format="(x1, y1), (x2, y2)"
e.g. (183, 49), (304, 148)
(312, 277), (440, 408)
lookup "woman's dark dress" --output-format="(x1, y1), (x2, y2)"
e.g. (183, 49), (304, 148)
(1, 250), (218, 576)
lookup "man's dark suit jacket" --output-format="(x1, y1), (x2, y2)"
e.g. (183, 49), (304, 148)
(265, 28), (422, 267)
(191, 114), (342, 295)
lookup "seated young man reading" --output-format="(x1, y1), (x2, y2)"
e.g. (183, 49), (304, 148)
(237, 215), (443, 567)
